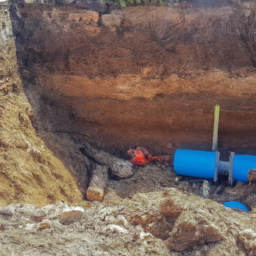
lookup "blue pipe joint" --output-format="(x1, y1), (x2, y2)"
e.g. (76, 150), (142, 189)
(233, 155), (256, 182)
(174, 149), (218, 180)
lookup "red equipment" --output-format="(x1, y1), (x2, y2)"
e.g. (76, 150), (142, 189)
(127, 147), (170, 166)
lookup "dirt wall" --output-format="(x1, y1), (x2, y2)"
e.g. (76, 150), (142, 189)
(9, 0), (256, 158)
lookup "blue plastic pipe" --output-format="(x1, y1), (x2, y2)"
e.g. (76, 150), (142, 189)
(174, 149), (256, 184)
(233, 155), (256, 182)
(223, 201), (249, 212)
(174, 149), (217, 180)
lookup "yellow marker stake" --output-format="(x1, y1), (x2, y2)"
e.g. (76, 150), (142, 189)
(212, 105), (220, 151)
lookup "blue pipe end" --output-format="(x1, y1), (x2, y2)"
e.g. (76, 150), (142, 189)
(223, 201), (249, 212)
(233, 155), (256, 182)
(174, 149), (217, 180)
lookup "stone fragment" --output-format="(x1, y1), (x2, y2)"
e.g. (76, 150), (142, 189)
(101, 10), (123, 27)
(59, 210), (84, 225)
(103, 224), (128, 234)
(103, 190), (122, 206)
(30, 210), (47, 222)
(37, 222), (51, 231)
(79, 201), (92, 209)
(202, 180), (210, 198)
(109, 160), (133, 180)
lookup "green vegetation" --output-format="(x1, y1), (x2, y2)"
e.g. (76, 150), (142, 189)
(119, 0), (126, 6)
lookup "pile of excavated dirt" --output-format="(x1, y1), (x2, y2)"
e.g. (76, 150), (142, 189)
(0, 188), (255, 256)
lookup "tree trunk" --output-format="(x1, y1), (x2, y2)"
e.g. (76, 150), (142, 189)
(81, 142), (133, 179)
(86, 165), (108, 202)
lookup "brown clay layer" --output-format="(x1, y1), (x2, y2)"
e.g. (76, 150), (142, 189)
(10, 2), (256, 156)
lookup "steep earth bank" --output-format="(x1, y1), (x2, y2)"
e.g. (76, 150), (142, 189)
(0, 4), (82, 207)
(10, 0), (256, 160)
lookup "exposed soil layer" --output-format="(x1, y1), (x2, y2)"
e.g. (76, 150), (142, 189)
(10, 1), (256, 159)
